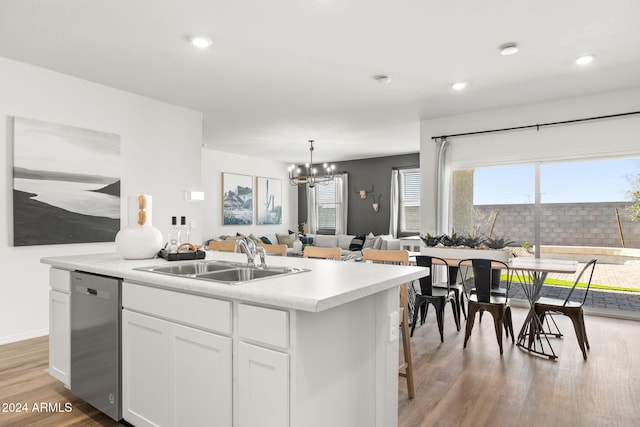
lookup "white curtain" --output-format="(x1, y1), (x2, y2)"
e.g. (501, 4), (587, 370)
(306, 185), (317, 234)
(335, 173), (348, 235)
(389, 169), (399, 237)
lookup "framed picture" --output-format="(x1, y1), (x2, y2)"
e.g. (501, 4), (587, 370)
(256, 177), (282, 225)
(12, 117), (121, 246)
(222, 172), (253, 225)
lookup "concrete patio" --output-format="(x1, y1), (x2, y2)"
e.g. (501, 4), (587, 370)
(510, 260), (640, 313)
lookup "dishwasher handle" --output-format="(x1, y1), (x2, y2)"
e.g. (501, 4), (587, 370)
(74, 284), (113, 300)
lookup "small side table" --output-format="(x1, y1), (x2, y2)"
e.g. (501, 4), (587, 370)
(399, 236), (422, 252)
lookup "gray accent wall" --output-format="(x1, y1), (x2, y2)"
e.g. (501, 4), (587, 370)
(298, 153), (419, 236)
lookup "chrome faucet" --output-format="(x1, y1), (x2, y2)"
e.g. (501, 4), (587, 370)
(236, 238), (267, 268)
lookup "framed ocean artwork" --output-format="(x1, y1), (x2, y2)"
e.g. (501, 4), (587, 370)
(12, 117), (121, 246)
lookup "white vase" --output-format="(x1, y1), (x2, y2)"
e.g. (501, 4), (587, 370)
(115, 194), (163, 260)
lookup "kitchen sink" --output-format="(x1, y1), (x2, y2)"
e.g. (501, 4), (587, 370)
(136, 260), (308, 285)
(143, 261), (238, 275)
(197, 267), (294, 282)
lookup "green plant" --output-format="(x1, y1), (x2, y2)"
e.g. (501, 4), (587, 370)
(462, 234), (485, 248)
(484, 236), (514, 249)
(521, 241), (531, 249)
(440, 232), (464, 247)
(626, 173), (640, 221)
(420, 233), (440, 247)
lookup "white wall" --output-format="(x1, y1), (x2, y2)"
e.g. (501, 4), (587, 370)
(420, 87), (640, 234)
(201, 149), (298, 240)
(0, 57), (203, 344)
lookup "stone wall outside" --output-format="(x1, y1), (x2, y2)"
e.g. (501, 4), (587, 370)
(474, 202), (640, 248)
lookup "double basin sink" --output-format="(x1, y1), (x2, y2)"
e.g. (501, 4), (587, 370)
(136, 260), (309, 285)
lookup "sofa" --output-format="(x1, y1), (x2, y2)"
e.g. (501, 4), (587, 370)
(207, 231), (301, 255)
(208, 231), (400, 259)
(305, 233), (401, 258)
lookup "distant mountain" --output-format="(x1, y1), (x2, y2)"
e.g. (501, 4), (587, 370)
(93, 180), (120, 197)
(13, 166), (117, 185)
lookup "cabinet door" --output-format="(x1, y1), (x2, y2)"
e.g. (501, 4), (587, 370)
(122, 310), (170, 427)
(49, 290), (70, 386)
(169, 323), (232, 427)
(238, 342), (289, 427)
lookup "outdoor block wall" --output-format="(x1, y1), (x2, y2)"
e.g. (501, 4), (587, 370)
(474, 202), (640, 248)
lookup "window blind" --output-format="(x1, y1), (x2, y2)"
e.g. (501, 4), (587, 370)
(400, 169), (420, 232)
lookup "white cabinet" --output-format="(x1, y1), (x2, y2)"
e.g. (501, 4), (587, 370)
(237, 304), (290, 427)
(122, 310), (170, 427)
(238, 342), (289, 427)
(122, 283), (232, 427)
(170, 322), (232, 427)
(48, 268), (70, 387)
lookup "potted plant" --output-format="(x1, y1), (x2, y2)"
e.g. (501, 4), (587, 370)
(420, 231), (512, 263)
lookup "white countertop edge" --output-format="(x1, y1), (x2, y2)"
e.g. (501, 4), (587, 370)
(41, 252), (427, 313)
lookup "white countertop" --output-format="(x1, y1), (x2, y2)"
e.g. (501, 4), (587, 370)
(42, 252), (428, 312)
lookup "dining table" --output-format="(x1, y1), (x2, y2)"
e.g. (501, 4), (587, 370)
(412, 253), (578, 359)
(508, 257), (578, 359)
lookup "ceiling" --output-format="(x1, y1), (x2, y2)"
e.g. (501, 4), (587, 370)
(1, 1), (640, 164)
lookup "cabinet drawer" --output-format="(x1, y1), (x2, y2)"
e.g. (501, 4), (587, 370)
(238, 304), (289, 349)
(123, 282), (231, 335)
(50, 268), (71, 293)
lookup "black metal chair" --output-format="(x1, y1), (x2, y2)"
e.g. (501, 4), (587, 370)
(459, 258), (514, 354)
(411, 256), (460, 341)
(433, 264), (466, 321)
(534, 259), (597, 360)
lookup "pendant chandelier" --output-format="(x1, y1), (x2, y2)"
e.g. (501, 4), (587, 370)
(288, 140), (336, 188)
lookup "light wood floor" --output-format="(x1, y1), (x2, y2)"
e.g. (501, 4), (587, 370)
(1, 306), (638, 426)
(399, 305), (640, 427)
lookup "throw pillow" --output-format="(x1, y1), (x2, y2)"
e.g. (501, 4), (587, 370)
(349, 235), (365, 251)
(362, 232), (376, 250)
(276, 233), (295, 248)
(262, 233), (278, 246)
(260, 236), (272, 244)
(373, 235), (384, 250)
(248, 233), (260, 243)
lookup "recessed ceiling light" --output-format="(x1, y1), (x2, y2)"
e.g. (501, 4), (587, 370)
(575, 54), (595, 65)
(451, 82), (467, 91)
(189, 36), (213, 49)
(373, 74), (391, 84)
(499, 42), (519, 56)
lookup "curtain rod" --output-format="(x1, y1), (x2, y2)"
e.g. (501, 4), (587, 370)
(431, 110), (640, 141)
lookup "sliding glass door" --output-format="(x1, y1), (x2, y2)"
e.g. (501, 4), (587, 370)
(450, 156), (640, 313)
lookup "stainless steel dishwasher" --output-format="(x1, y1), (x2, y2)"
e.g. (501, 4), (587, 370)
(70, 271), (122, 421)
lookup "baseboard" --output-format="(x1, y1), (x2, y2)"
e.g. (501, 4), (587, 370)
(0, 329), (49, 345)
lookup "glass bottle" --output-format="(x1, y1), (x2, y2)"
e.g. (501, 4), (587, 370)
(168, 216), (180, 252)
(180, 216), (190, 244)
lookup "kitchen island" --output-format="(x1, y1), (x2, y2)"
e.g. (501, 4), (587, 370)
(42, 251), (427, 427)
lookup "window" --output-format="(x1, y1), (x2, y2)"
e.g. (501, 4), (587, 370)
(399, 168), (420, 233)
(316, 180), (338, 231)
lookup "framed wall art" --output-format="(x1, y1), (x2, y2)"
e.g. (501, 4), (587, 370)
(222, 172), (253, 225)
(12, 116), (121, 246)
(256, 176), (282, 225)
